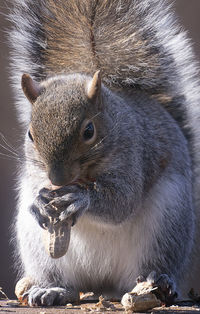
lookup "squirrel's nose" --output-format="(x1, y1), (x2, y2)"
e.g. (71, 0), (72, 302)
(48, 163), (68, 186)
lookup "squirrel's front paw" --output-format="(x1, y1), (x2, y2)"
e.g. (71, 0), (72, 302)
(30, 189), (54, 229)
(30, 185), (90, 228)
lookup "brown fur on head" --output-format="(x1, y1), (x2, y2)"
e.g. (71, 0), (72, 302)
(23, 72), (107, 186)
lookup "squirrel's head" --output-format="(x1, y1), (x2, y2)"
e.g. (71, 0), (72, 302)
(21, 71), (112, 186)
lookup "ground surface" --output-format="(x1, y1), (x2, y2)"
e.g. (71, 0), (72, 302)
(1, 300), (200, 314)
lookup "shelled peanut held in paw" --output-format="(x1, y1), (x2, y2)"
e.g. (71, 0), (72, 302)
(15, 277), (33, 302)
(43, 216), (73, 258)
(42, 184), (73, 259)
(121, 280), (161, 312)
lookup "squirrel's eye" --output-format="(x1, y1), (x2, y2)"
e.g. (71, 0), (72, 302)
(28, 130), (34, 142)
(83, 122), (95, 141)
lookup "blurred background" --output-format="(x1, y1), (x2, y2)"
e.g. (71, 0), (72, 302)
(0, 0), (200, 299)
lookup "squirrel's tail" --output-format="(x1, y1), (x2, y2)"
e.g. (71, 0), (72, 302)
(11, 0), (181, 91)
(10, 0), (200, 136)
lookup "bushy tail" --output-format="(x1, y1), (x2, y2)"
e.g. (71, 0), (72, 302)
(10, 0), (200, 140)
(10, 0), (192, 93)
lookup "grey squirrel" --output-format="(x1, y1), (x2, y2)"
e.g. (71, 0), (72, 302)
(10, 0), (200, 307)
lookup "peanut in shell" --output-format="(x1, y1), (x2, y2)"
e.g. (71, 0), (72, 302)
(15, 277), (33, 301)
(121, 281), (161, 312)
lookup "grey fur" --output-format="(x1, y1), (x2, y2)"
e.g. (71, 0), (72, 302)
(9, 0), (200, 306)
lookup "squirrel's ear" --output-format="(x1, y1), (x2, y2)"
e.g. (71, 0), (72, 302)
(87, 70), (101, 101)
(21, 74), (42, 104)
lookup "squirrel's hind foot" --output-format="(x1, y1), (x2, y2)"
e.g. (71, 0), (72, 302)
(23, 285), (79, 307)
(147, 272), (178, 305)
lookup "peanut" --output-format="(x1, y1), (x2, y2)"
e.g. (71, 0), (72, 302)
(121, 281), (161, 312)
(43, 216), (73, 258)
(15, 277), (33, 301)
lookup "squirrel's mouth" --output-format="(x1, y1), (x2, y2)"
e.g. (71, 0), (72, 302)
(50, 177), (96, 190)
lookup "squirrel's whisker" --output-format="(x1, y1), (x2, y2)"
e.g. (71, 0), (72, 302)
(91, 122), (119, 152)
(90, 111), (101, 121)
(0, 152), (22, 161)
(79, 124), (119, 165)
(0, 143), (19, 157)
(0, 132), (19, 157)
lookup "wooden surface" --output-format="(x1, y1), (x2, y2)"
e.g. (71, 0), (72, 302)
(1, 300), (200, 314)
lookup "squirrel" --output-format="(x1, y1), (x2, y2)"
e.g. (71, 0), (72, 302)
(9, 0), (200, 307)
